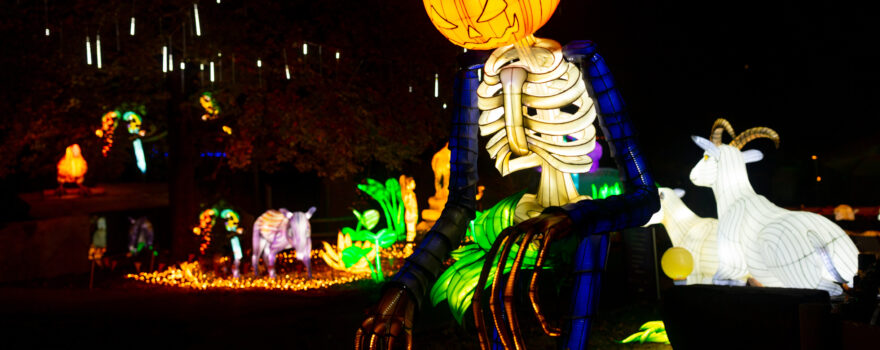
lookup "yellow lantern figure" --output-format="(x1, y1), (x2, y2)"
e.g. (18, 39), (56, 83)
(399, 175), (419, 255)
(661, 247), (695, 284)
(421, 142), (451, 222)
(423, 0), (560, 50)
(58, 144), (88, 187)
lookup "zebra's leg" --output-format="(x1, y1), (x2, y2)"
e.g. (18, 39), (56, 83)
(267, 247), (278, 279)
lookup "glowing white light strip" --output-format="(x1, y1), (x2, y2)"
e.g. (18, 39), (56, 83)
(180, 61), (185, 70)
(335, 51), (340, 60)
(210, 61), (215, 82)
(193, 4), (201, 37)
(86, 36), (92, 65)
(285, 65), (290, 80)
(96, 34), (102, 69)
(130, 17), (135, 36)
(45, 28), (50, 36)
(302, 43), (307, 55)
(169, 53), (174, 71)
(133, 138), (146, 174)
(442, 103), (447, 109)
(231, 236), (242, 261)
(434, 73), (438, 98)
(162, 46), (167, 73)
(257, 59), (262, 68)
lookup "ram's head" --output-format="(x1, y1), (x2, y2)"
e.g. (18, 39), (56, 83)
(689, 118), (779, 188)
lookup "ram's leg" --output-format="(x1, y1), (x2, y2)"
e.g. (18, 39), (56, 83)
(473, 228), (515, 350)
(564, 233), (610, 350)
(530, 233), (561, 336)
(502, 230), (536, 350)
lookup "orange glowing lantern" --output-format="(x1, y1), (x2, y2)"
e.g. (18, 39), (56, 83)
(423, 0), (560, 50)
(58, 144), (88, 187)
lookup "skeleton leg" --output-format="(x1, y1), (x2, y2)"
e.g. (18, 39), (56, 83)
(530, 233), (561, 336)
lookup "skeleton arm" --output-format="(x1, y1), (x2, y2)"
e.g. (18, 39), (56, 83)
(385, 51), (490, 310)
(554, 41), (660, 234)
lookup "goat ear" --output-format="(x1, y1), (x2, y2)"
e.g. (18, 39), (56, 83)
(742, 149), (764, 163)
(306, 207), (316, 219)
(691, 136), (719, 158)
(674, 188), (686, 198)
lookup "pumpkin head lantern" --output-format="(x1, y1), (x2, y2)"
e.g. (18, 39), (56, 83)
(423, 0), (560, 50)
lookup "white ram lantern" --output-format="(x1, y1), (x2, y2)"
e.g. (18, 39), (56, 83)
(689, 118), (859, 296)
(645, 187), (720, 285)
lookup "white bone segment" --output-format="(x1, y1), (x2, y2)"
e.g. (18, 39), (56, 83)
(477, 38), (595, 219)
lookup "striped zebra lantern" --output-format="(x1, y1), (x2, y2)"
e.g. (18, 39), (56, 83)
(689, 118), (859, 296)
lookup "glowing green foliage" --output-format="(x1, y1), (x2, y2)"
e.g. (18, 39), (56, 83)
(619, 321), (670, 345)
(591, 182), (622, 200)
(357, 178), (406, 240)
(342, 178), (407, 281)
(431, 190), (555, 324)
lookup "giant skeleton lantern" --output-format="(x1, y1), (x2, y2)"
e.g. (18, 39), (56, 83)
(356, 1), (660, 349)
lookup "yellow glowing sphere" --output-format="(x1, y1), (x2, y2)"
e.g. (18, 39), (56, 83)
(661, 247), (694, 280)
(423, 0), (560, 50)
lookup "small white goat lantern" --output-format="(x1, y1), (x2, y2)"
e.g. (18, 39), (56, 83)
(689, 118), (859, 296)
(645, 187), (720, 284)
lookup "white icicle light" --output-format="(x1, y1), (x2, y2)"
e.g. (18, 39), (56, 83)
(335, 51), (340, 60)
(162, 46), (167, 73)
(257, 59), (262, 68)
(130, 17), (135, 36)
(210, 61), (215, 82)
(96, 34), (102, 69)
(285, 65), (291, 80)
(434, 73), (438, 98)
(45, 28), (50, 36)
(86, 36), (92, 65)
(194, 4), (201, 37)
(442, 103), (447, 109)
(302, 43), (308, 55)
(169, 53), (174, 71)
(180, 61), (186, 70)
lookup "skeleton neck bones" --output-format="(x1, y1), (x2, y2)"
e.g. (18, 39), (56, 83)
(478, 36), (597, 222)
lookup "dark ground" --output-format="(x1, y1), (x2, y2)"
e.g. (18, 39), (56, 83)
(0, 271), (670, 350)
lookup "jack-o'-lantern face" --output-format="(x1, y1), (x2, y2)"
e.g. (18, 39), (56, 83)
(423, 0), (559, 50)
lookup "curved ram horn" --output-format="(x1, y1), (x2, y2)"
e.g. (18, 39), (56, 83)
(730, 127), (780, 149)
(710, 118), (736, 145)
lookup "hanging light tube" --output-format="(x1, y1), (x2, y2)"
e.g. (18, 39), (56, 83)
(162, 46), (167, 73)
(434, 73), (438, 98)
(210, 61), (215, 82)
(169, 53), (174, 71)
(96, 34), (102, 69)
(130, 17), (135, 36)
(193, 4), (201, 36)
(86, 36), (92, 65)
(302, 43), (308, 55)
(285, 65), (291, 80)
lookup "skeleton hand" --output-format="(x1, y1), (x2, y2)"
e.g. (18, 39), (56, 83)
(355, 285), (415, 350)
(472, 211), (573, 349)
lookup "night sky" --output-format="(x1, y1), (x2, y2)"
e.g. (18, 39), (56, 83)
(3, 0), (880, 214)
